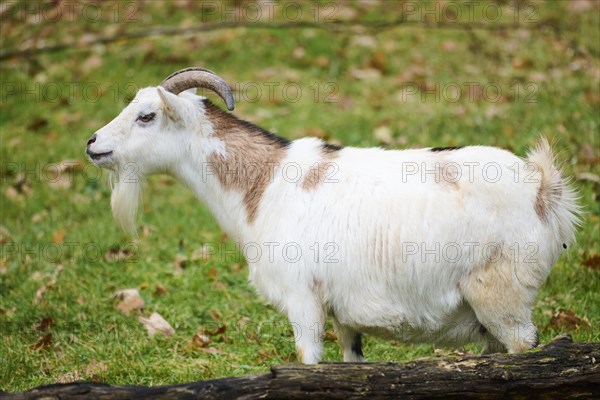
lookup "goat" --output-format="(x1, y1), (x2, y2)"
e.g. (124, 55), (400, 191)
(86, 67), (580, 364)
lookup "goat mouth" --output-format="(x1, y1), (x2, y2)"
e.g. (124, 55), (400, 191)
(87, 150), (114, 165)
(88, 151), (113, 159)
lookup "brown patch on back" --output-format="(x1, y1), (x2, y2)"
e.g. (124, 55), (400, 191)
(425, 154), (461, 190)
(437, 162), (460, 190)
(204, 100), (289, 223)
(302, 144), (341, 191)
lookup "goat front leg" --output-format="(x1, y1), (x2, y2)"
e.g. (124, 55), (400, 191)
(286, 297), (326, 364)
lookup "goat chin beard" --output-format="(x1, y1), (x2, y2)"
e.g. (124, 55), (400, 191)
(109, 169), (143, 236)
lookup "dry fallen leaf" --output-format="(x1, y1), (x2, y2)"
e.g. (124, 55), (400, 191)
(231, 263), (242, 273)
(36, 316), (55, 332)
(30, 333), (52, 351)
(207, 267), (218, 279)
(434, 348), (447, 356)
(255, 67), (278, 80)
(350, 35), (378, 49)
(154, 285), (168, 296)
(197, 347), (226, 355)
(333, 4), (358, 21)
(31, 211), (47, 223)
(0, 306), (15, 317)
(34, 264), (63, 304)
(0, 226), (11, 244)
(55, 371), (82, 384)
(568, 0), (594, 13)
(105, 246), (134, 262)
(173, 245), (214, 272)
(256, 349), (279, 363)
(35, 285), (48, 303)
(31, 271), (43, 281)
(512, 57), (533, 70)
(48, 160), (84, 174)
(582, 255), (600, 270)
(55, 360), (107, 384)
(441, 40), (458, 52)
(369, 51), (386, 74)
(576, 172), (600, 184)
(4, 185), (26, 201)
(114, 288), (144, 315)
(81, 53), (103, 74)
(27, 117), (48, 131)
(45, 160), (83, 190)
(324, 330), (337, 341)
(549, 309), (592, 331)
(584, 90), (600, 106)
(84, 359), (108, 379)
(579, 143), (599, 165)
(48, 174), (72, 190)
(138, 312), (175, 338)
(187, 333), (212, 350)
(350, 67), (382, 80)
(202, 324), (227, 336)
(210, 310), (222, 321)
(213, 280), (228, 291)
(52, 229), (65, 244)
(315, 56), (329, 68)
(292, 46), (305, 59)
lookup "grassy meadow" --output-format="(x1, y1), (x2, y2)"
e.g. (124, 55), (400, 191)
(1, 0), (599, 392)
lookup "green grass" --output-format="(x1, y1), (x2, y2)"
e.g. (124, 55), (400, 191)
(1, 0), (599, 392)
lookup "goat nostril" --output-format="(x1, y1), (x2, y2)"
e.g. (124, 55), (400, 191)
(87, 134), (97, 146)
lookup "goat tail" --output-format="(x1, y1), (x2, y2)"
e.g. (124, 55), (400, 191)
(527, 137), (581, 247)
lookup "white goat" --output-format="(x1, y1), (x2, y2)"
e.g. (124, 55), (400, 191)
(87, 68), (580, 364)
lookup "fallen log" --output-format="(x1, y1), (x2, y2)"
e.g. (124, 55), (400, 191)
(4, 334), (599, 399)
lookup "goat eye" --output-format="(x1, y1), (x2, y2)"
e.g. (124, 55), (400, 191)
(137, 112), (156, 123)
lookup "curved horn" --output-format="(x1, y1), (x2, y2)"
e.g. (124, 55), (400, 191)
(159, 67), (235, 111)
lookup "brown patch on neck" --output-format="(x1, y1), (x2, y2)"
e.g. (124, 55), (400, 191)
(302, 143), (342, 191)
(204, 100), (289, 223)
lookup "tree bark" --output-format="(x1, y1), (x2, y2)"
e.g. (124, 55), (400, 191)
(4, 334), (599, 400)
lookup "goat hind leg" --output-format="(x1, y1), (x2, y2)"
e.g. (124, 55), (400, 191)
(333, 318), (364, 362)
(461, 262), (539, 354)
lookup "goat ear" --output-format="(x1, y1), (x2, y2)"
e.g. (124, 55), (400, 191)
(157, 86), (180, 121)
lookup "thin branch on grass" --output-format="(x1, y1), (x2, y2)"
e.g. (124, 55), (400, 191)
(0, 19), (565, 60)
